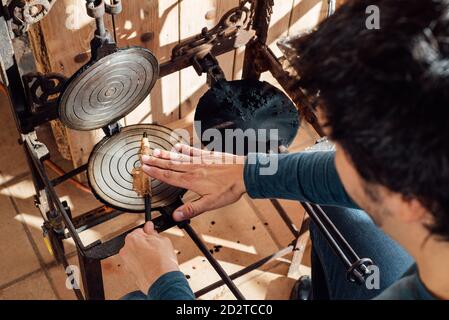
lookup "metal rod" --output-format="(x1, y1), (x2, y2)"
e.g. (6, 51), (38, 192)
(144, 194), (151, 222)
(270, 199), (300, 237)
(252, 0), (273, 44)
(77, 251), (105, 300)
(302, 202), (352, 268)
(50, 230), (84, 300)
(303, 203), (374, 285)
(25, 140), (87, 252)
(181, 223), (246, 300)
(86, 0), (106, 38)
(272, 121), (367, 280)
(71, 206), (123, 233)
(195, 245), (294, 298)
(48, 161), (89, 190)
(311, 203), (359, 261)
(142, 131), (151, 222)
(327, 0), (336, 17)
(95, 17), (106, 38)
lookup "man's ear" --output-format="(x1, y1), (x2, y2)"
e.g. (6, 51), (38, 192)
(396, 197), (428, 223)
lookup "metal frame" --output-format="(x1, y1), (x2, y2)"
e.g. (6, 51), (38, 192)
(1, 0), (374, 300)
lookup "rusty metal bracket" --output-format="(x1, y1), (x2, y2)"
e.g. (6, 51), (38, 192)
(242, 0), (273, 79)
(105, 0), (121, 15)
(22, 72), (66, 111)
(23, 130), (49, 161)
(192, 52), (226, 87)
(7, 0), (56, 36)
(171, 1), (256, 60)
(85, 0), (117, 59)
(10, 72), (67, 129)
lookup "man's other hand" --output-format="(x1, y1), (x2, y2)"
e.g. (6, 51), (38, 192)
(119, 222), (179, 294)
(141, 144), (246, 221)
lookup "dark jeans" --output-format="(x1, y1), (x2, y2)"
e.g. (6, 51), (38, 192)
(310, 206), (414, 299)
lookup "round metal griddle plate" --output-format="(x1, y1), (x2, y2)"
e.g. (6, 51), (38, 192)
(59, 48), (159, 131)
(87, 124), (185, 212)
(195, 79), (299, 155)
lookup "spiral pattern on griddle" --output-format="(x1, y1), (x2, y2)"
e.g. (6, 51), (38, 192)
(59, 48), (158, 131)
(87, 124), (185, 212)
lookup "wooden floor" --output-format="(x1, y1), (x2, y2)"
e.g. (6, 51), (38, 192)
(0, 91), (318, 300)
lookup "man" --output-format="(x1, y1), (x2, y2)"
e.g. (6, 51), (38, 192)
(119, 0), (449, 300)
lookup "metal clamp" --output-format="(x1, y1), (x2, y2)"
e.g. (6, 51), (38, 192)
(86, 0), (105, 19)
(23, 131), (50, 161)
(34, 189), (50, 220)
(86, 0), (122, 17)
(8, 0), (56, 35)
(192, 52), (226, 87)
(85, 0), (118, 60)
(105, 0), (121, 15)
(22, 72), (67, 111)
(171, 1), (255, 59)
(102, 122), (122, 137)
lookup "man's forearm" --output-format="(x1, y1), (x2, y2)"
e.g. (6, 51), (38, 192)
(244, 151), (358, 208)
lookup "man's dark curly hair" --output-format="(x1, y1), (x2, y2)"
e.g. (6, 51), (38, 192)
(289, 0), (449, 240)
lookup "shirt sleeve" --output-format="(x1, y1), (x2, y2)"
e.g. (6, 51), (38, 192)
(147, 271), (195, 300)
(243, 151), (358, 209)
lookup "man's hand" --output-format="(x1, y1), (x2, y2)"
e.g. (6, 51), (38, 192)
(119, 222), (179, 294)
(142, 144), (246, 221)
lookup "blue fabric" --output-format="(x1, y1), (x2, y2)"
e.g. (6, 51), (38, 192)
(245, 151), (435, 300)
(309, 206), (415, 299)
(121, 271), (194, 300)
(374, 265), (436, 300)
(121, 290), (147, 300)
(147, 271), (195, 300)
(244, 152), (357, 208)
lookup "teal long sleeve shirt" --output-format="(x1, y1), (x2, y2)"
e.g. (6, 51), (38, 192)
(143, 151), (435, 301)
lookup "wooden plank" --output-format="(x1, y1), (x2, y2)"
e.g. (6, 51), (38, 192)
(287, 215), (310, 279)
(259, 0), (294, 91)
(287, 230), (311, 278)
(179, 0), (239, 119)
(289, 0), (328, 36)
(266, 0), (296, 57)
(114, 0), (180, 126)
